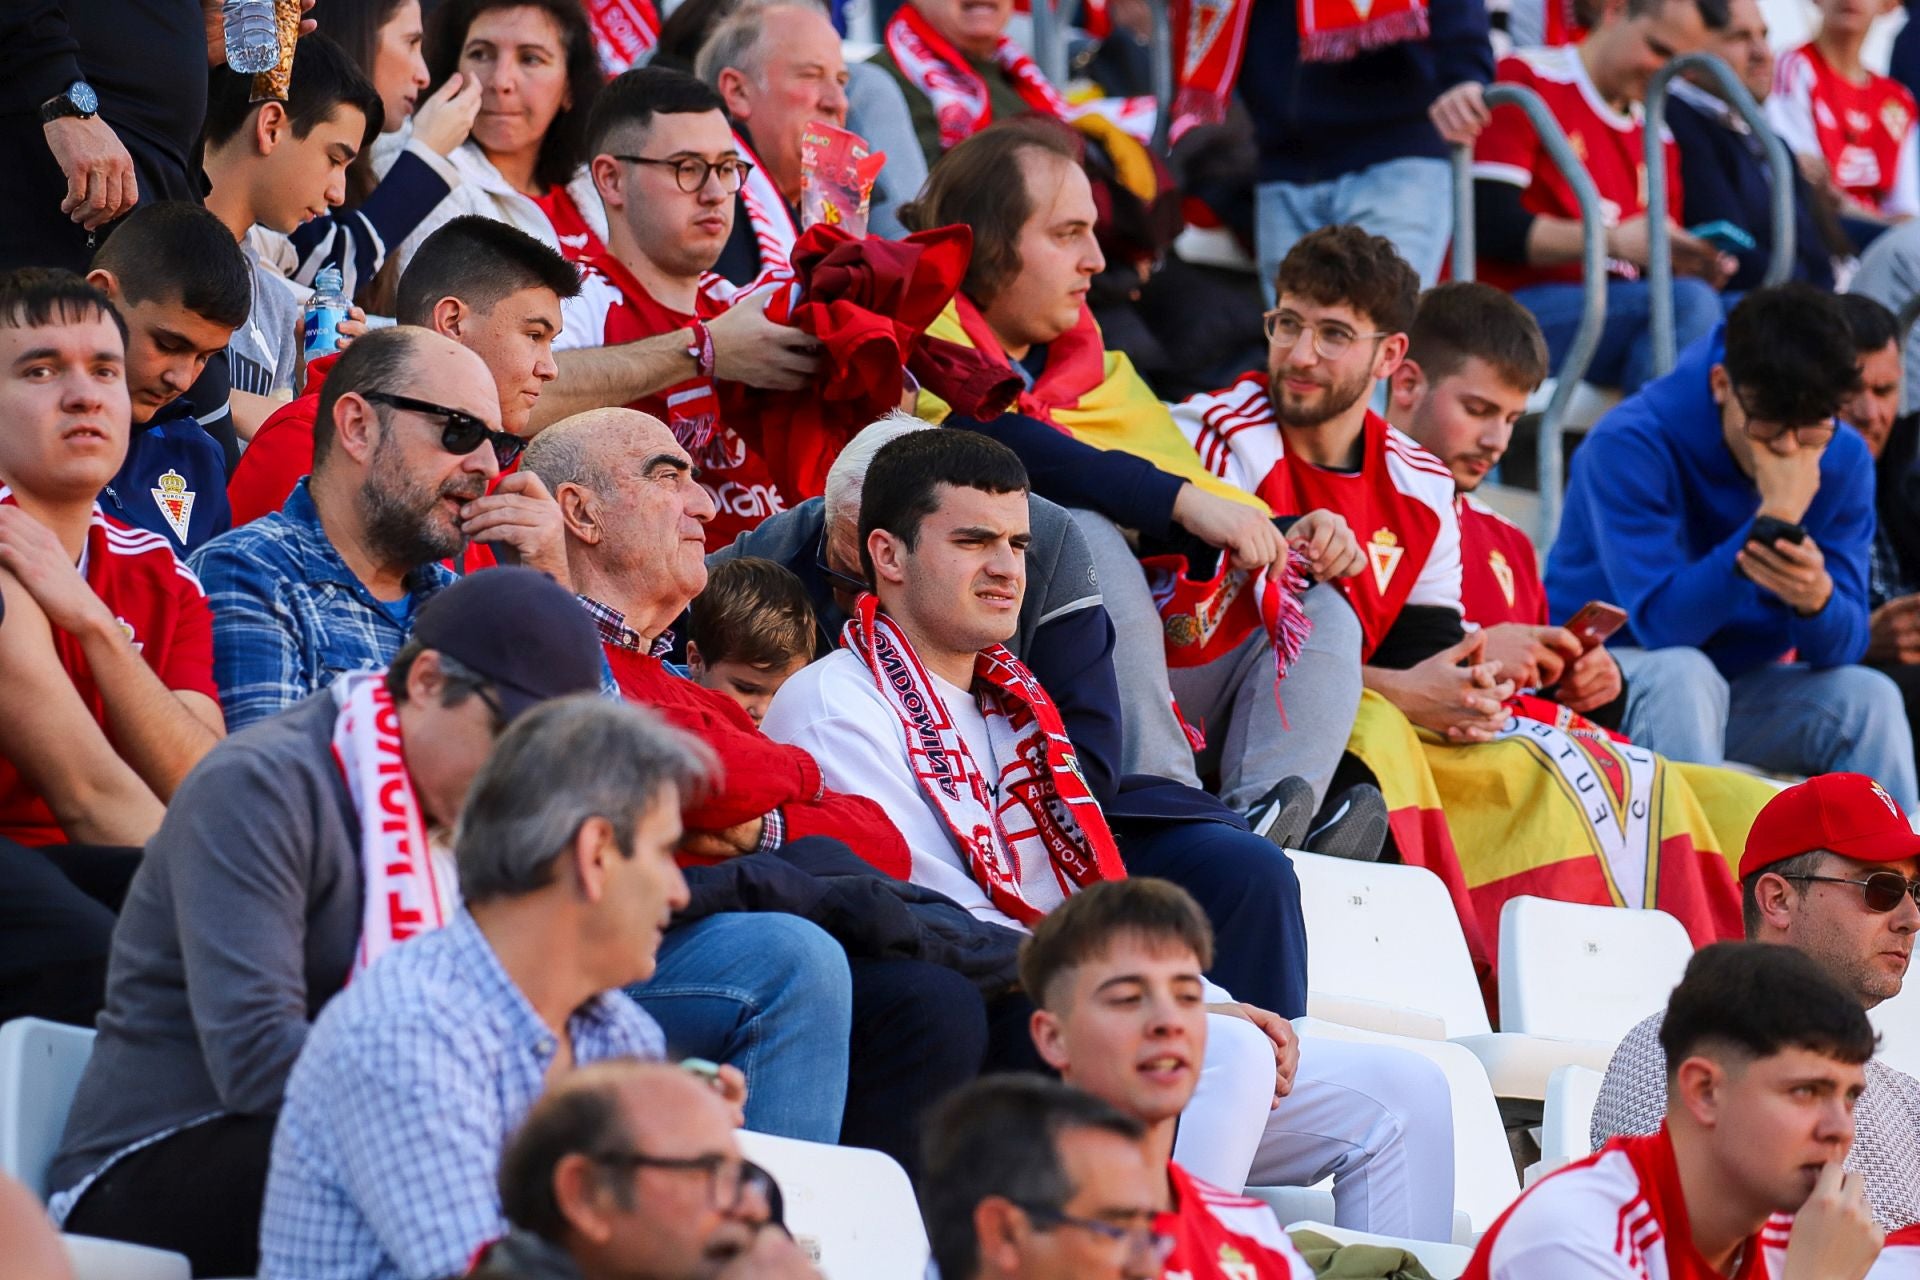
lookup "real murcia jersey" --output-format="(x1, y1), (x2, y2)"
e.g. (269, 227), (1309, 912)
(1472, 46), (1683, 291)
(1172, 375), (1462, 661)
(1870, 1225), (1920, 1278)
(1464, 1128), (1791, 1280)
(556, 251), (788, 549)
(1159, 1161), (1316, 1280)
(1769, 44), (1920, 218)
(0, 490), (217, 846)
(1456, 493), (1549, 628)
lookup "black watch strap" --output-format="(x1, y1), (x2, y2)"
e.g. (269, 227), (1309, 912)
(41, 81), (98, 124)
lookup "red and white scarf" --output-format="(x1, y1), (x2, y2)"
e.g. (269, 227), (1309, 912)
(584, 0), (660, 75)
(845, 593), (1124, 926)
(330, 672), (457, 975)
(885, 5), (1078, 152)
(734, 129), (800, 286)
(1298, 0), (1430, 64)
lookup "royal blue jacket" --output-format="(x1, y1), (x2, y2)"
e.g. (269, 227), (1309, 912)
(102, 400), (232, 556)
(1544, 328), (1875, 678)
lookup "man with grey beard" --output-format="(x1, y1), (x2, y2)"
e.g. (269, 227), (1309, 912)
(189, 325), (570, 729)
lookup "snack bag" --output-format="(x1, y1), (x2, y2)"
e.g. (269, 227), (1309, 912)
(799, 122), (885, 237)
(251, 0), (304, 102)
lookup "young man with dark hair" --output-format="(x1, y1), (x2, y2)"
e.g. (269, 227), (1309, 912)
(765, 428), (1458, 1238)
(86, 201), (251, 553)
(1592, 772), (1920, 1230)
(1472, 0), (1735, 393)
(1545, 284), (1917, 807)
(919, 1074), (1161, 1280)
(0, 267), (224, 1029)
(1469, 940), (1884, 1278)
(1023, 880), (1320, 1278)
(226, 214), (582, 525)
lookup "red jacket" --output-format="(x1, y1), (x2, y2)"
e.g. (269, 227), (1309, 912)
(227, 353), (338, 525)
(605, 645), (911, 877)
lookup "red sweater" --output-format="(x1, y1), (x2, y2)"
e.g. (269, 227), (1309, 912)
(227, 353), (338, 525)
(605, 645), (911, 877)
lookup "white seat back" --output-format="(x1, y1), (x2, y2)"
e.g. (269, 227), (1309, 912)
(0, 1018), (96, 1197)
(736, 1130), (928, 1279)
(1536, 1065), (1604, 1179)
(62, 1235), (191, 1280)
(1498, 897), (1692, 1042)
(1870, 977), (1920, 1080)
(1291, 852), (1492, 1039)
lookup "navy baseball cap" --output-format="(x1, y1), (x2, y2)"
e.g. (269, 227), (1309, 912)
(410, 567), (603, 721)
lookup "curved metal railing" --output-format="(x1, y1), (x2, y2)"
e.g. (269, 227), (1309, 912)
(1451, 82), (1607, 549)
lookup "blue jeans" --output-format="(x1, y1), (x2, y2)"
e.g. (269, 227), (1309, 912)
(1511, 277), (1723, 394)
(1255, 156), (1455, 297)
(630, 912), (852, 1142)
(1612, 646), (1920, 810)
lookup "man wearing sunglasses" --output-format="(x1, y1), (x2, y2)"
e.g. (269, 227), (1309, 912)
(1592, 771), (1920, 1231)
(1545, 284), (1919, 810)
(190, 324), (569, 730)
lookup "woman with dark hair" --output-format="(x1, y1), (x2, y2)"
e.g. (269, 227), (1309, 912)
(392, 0), (609, 276)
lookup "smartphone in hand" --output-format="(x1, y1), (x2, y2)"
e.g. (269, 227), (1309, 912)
(1564, 600), (1628, 651)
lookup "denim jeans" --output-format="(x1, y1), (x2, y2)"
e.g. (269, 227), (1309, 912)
(630, 911), (852, 1143)
(1612, 646), (1920, 810)
(1255, 156), (1456, 297)
(1511, 277), (1723, 394)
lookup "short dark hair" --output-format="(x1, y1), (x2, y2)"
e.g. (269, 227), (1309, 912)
(1275, 224), (1420, 336)
(395, 215), (581, 326)
(1739, 849), (1830, 938)
(1407, 282), (1549, 393)
(1723, 285), (1862, 426)
(1020, 879), (1216, 1011)
(688, 557), (817, 670)
(584, 65), (727, 157)
(427, 0), (603, 192)
(0, 268), (129, 347)
(312, 325), (421, 464)
(1835, 293), (1900, 357)
(204, 33), (383, 151)
(91, 202), (252, 331)
(920, 1076), (1146, 1280)
(857, 430), (1029, 581)
(1623, 0), (1730, 28)
(1658, 941), (1877, 1078)
(902, 119), (1084, 306)
(498, 1062), (637, 1241)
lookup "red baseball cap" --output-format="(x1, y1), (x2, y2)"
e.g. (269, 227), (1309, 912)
(1738, 772), (1920, 879)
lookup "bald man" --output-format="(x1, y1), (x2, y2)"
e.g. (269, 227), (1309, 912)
(485, 1060), (819, 1280)
(189, 325), (571, 728)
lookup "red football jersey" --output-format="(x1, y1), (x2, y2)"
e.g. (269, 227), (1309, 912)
(1158, 1162), (1315, 1280)
(0, 491), (217, 846)
(1473, 46), (1683, 291)
(1770, 44), (1920, 217)
(532, 183), (610, 266)
(1456, 493), (1549, 628)
(557, 252), (790, 550)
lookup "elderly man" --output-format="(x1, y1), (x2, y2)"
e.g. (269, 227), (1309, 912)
(188, 325), (569, 729)
(1593, 772), (1920, 1229)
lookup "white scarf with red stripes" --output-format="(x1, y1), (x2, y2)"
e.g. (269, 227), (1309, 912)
(330, 672), (457, 975)
(734, 129), (799, 286)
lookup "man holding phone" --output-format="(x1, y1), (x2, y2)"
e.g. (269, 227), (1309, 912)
(1546, 284), (1918, 809)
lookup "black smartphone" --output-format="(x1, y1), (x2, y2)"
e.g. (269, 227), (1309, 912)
(1749, 515), (1807, 546)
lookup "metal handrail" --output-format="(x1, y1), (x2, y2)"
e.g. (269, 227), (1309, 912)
(1030, 0), (1069, 93)
(1451, 82), (1608, 550)
(1146, 0), (1174, 154)
(1645, 52), (1795, 377)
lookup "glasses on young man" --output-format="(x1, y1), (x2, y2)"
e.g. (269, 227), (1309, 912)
(1780, 871), (1920, 913)
(1727, 382), (1837, 447)
(362, 392), (525, 468)
(611, 154), (755, 194)
(590, 1149), (772, 1215)
(1261, 309), (1390, 362)
(1012, 1202), (1177, 1266)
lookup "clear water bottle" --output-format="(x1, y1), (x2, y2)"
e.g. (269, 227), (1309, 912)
(303, 266), (349, 359)
(223, 0), (281, 75)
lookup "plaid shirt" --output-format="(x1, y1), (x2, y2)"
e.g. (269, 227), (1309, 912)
(258, 910), (665, 1280)
(188, 480), (452, 730)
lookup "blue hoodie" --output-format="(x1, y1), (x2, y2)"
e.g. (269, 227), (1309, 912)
(102, 399), (232, 555)
(1544, 327), (1874, 679)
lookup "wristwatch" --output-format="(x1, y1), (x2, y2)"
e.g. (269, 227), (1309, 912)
(41, 80), (99, 124)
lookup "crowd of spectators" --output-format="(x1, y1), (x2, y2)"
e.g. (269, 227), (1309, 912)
(4, 0), (1920, 1277)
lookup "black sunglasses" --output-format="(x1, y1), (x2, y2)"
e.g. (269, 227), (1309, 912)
(363, 391), (525, 468)
(1781, 871), (1920, 913)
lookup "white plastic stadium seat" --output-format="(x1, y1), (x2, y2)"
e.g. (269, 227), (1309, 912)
(1870, 975), (1920, 1080)
(1498, 897), (1692, 1043)
(1291, 853), (1615, 1100)
(0, 1016), (96, 1196)
(736, 1130), (928, 1279)
(1283, 1219), (1475, 1279)
(62, 1234), (191, 1280)
(1529, 1064), (1604, 1185)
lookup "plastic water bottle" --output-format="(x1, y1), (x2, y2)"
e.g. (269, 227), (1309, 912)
(303, 267), (349, 359)
(223, 0), (281, 75)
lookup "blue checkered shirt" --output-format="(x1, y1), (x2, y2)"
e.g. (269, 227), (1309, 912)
(188, 480), (452, 730)
(257, 910), (665, 1280)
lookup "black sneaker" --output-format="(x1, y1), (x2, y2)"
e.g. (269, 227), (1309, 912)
(1306, 783), (1389, 862)
(1243, 775), (1315, 849)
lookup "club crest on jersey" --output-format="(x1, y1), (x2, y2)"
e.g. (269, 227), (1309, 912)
(1489, 548), (1516, 607)
(1885, 100), (1911, 142)
(1215, 1244), (1257, 1280)
(1367, 528), (1404, 595)
(150, 469), (195, 544)
(115, 616), (145, 655)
